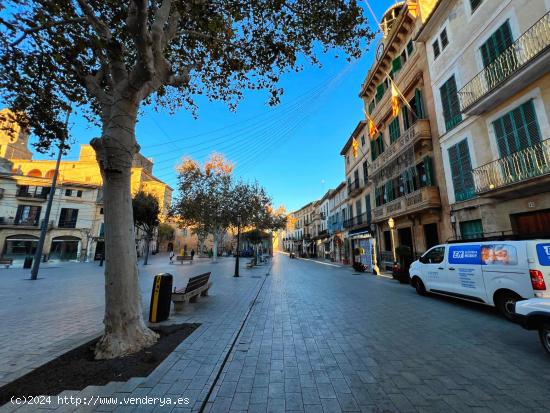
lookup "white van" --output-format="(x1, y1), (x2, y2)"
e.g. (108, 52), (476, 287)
(409, 240), (550, 320)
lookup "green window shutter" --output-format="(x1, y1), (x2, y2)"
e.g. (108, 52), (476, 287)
(432, 40), (440, 59)
(415, 89), (425, 119)
(365, 195), (371, 224)
(402, 105), (411, 130)
(368, 100), (375, 113)
(392, 56), (402, 74)
(470, 0), (482, 12)
(407, 40), (414, 56)
(376, 83), (385, 102)
(480, 20), (513, 67)
(423, 156), (434, 186)
(371, 139), (377, 161)
(492, 99), (542, 157)
(460, 219), (483, 240)
(439, 76), (462, 131)
(448, 139), (475, 201)
(389, 118), (400, 143)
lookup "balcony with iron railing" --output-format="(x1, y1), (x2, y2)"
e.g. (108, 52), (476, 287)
(0, 218), (54, 228)
(458, 11), (550, 115)
(372, 186), (441, 223)
(16, 186), (50, 201)
(473, 137), (550, 196)
(347, 178), (363, 197)
(369, 119), (432, 175)
(343, 212), (371, 229)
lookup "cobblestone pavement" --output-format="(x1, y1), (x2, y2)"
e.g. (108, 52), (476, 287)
(2, 253), (550, 412)
(0, 255), (255, 386)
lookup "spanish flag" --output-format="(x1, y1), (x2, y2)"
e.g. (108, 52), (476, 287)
(391, 81), (400, 118)
(352, 136), (359, 158)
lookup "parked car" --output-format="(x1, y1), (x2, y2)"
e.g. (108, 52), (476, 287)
(409, 240), (550, 320)
(513, 298), (550, 356)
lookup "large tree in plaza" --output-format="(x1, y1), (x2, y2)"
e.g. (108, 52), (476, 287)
(0, 0), (373, 358)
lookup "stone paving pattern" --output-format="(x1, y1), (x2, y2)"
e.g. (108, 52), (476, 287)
(1, 254), (550, 412)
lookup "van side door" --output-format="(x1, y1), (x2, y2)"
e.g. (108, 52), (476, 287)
(420, 246), (446, 291)
(447, 244), (486, 302)
(482, 243), (530, 302)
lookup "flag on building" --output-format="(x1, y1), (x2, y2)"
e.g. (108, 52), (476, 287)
(407, 0), (418, 18)
(352, 136), (359, 157)
(391, 81), (400, 118)
(368, 116), (379, 139)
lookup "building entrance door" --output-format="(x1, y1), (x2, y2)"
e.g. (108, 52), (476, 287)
(511, 209), (550, 238)
(398, 227), (413, 249)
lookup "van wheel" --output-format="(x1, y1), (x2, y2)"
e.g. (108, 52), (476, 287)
(414, 278), (426, 296)
(495, 292), (520, 321)
(539, 324), (550, 356)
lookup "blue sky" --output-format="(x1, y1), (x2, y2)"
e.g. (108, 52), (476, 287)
(29, 1), (396, 212)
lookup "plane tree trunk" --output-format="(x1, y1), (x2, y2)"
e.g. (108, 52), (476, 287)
(91, 99), (157, 360)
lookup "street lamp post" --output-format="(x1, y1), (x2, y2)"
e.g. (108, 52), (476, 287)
(30, 108), (71, 280)
(388, 217), (397, 270)
(234, 214), (241, 277)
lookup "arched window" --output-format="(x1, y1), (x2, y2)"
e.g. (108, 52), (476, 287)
(45, 170), (56, 179)
(27, 169), (42, 177)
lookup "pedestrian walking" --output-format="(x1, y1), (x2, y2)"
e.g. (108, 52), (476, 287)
(169, 250), (174, 264)
(191, 249), (195, 259)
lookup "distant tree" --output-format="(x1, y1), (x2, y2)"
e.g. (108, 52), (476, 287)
(132, 191), (160, 265)
(171, 154), (234, 261)
(157, 222), (174, 246)
(0, 0), (372, 358)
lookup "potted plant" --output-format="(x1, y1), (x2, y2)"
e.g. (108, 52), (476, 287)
(393, 245), (412, 284)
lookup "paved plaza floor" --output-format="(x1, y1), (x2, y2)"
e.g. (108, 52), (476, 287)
(1, 253), (550, 412)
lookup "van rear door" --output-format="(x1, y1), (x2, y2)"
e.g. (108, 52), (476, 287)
(447, 244), (486, 302)
(481, 243), (531, 302)
(528, 242), (550, 298)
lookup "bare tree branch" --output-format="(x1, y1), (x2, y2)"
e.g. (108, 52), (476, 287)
(11, 17), (87, 46)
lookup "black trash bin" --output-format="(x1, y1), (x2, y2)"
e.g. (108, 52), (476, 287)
(149, 273), (173, 323)
(23, 256), (33, 269)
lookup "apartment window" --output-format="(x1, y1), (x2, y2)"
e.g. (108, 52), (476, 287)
(492, 99), (541, 157)
(77, 190), (82, 198)
(346, 156), (349, 165)
(389, 117), (400, 143)
(448, 139), (475, 201)
(362, 161), (368, 182)
(391, 56), (402, 77)
(470, 0), (483, 13)
(15, 205), (41, 226)
(355, 199), (362, 218)
(460, 219), (483, 239)
(361, 135), (365, 146)
(368, 99), (375, 113)
(59, 208), (79, 228)
(375, 186), (383, 207)
(480, 20), (513, 68)
(376, 83), (386, 102)
(440, 28), (449, 49)
(365, 195), (372, 224)
(432, 40), (440, 59)
(440, 75), (462, 131)
(354, 169), (360, 186)
(65, 189), (72, 196)
(370, 134), (385, 161)
(406, 40), (414, 56)
(182, 228), (188, 237)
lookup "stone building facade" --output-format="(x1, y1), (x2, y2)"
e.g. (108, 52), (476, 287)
(417, 0), (550, 240)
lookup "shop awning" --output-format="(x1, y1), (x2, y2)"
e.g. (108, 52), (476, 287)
(348, 228), (372, 238)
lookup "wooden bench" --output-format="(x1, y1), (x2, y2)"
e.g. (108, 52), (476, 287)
(171, 272), (211, 311)
(176, 255), (193, 264)
(0, 258), (13, 268)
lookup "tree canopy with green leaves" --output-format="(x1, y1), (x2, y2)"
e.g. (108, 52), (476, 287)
(0, 0), (373, 359)
(132, 190), (160, 265)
